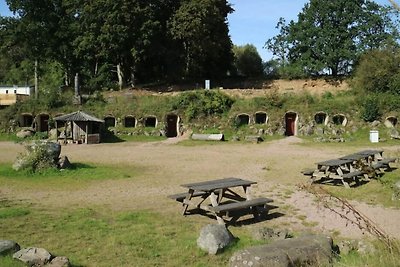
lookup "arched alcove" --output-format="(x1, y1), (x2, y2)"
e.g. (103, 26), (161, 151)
(385, 116), (397, 128)
(332, 114), (347, 126)
(124, 115), (136, 128)
(19, 113), (33, 127)
(144, 116), (157, 128)
(165, 113), (180, 138)
(36, 113), (50, 132)
(285, 111), (298, 136)
(236, 113), (250, 127)
(104, 115), (116, 128)
(314, 112), (328, 125)
(254, 111), (268, 124)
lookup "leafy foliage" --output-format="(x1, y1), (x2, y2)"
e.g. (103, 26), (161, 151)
(171, 90), (234, 120)
(266, 0), (398, 77)
(361, 95), (381, 122)
(232, 44), (263, 77)
(353, 48), (400, 94)
(1, 0), (234, 90)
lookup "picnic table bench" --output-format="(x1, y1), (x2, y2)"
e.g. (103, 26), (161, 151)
(304, 149), (396, 188)
(168, 177), (273, 224)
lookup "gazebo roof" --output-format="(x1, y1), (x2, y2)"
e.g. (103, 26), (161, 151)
(54, 111), (104, 123)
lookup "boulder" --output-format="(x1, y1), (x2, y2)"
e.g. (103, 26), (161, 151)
(13, 247), (52, 266)
(371, 120), (380, 127)
(47, 256), (71, 267)
(0, 240), (20, 256)
(27, 140), (61, 161)
(230, 234), (333, 267)
(252, 228), (290, 242)
(392, 181), (400, 201)
(48, 128), (58, 140)
(197, 224), (235, 255)
(58, 156), (71, 169)
(16, 128), (35, 139)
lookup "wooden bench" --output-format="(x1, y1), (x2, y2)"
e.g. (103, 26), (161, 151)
(301, 169), (315, 176)
(342, 170), (364, 179)
(380, 158), (396, 164)
(208, 197), (273, 213)
(168, 191), (208, 202)
(208, 197), (274, 223)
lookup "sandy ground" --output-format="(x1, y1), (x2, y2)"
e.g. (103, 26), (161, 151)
(1, 137), (399, 240)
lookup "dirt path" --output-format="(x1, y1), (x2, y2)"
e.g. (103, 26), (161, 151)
(1, 138), (399, 239)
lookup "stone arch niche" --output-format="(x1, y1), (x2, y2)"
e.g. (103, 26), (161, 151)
(19, 113), (33, 127)
(285, 111), (298, 136)
(254, 111), (268, 124)
(144, 116), (158, 128)
(165, 113), (180, 138)
(332, 114), (347, 126)
(104, 115), (116, 128)
(124, 115), (136, 128)
(314, 112), (328, 125)
(236, 113), (250, 127)
(35, 113), (50, 132)
(384, 116), (397, 128)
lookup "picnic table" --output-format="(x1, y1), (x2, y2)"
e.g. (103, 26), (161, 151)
(304, 149), (396, 188)
(311, 158), (362, 188)
(168, 177), (273, 224)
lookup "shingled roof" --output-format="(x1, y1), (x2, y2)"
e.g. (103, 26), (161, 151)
(53, 111), (104, 123)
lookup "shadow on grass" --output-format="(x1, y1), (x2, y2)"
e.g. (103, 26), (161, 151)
(68, 162), (96, 170)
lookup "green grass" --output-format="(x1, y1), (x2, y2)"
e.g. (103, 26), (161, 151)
(326, 172), (400, 208)
(0, 163), (143, 190)
(0, 201), (264, 267)
(0, 133), (19, 142)
(117, 134), (167, 142)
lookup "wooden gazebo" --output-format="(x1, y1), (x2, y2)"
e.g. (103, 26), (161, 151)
(54, 111), (104, 144)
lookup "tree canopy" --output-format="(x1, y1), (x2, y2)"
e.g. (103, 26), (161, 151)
(266, 0), (399, 77)
(232, 44), (264, 78)
(0, 0), (234, 92)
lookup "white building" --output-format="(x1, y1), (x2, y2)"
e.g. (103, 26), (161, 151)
(0, 85), (33, 95)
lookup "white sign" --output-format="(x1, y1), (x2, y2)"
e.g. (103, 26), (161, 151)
(205, 80), (210, 90)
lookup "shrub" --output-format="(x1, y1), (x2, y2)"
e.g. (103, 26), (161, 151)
(171, 90), (234, 120)
(361, 95), (381, 122)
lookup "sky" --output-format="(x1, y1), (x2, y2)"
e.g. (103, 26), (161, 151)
(0, 0), (391, 61)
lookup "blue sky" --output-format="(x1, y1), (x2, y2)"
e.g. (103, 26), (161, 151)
(0, 0), (391, 61)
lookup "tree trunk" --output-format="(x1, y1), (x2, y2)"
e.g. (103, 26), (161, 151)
(117, 63), (125, 90)
(130, 66), (136, 88)
(34, 59), (38, 99)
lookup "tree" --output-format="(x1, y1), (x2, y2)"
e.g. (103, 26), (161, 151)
(169, 0), (234, 79)
(353, 48), (400, 94)
(266, 0), (398, 77)
(232, 44), (264, 78)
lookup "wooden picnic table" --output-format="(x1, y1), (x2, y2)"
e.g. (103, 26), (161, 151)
(311, 158), (364, 188)
(305, 149), (395, 188)
(169, 177), (273, 224)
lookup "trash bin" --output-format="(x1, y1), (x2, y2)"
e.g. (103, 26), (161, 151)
(370, 130), (379, 143)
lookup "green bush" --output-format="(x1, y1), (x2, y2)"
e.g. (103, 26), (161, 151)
(15, 141), (58, 173)
(353, 49), (400, 94)
(171, 90), (234, 120)
(361, 95), (381, 122)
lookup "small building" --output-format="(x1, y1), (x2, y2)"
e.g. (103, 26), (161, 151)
(54, 111), (104, 144)
(0, 85), (33, 106)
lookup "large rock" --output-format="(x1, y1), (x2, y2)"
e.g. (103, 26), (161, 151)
(230, 234), (333, 267)
(13, 247), (52, 266)
(0, 240), (20, 256)
(47, 256), (71, 267)
(197, 224), (235, 255)
(16, 128), (35, 139)
(58, 156), (71, 169)
(252, 228), (290, 242)
(27, 140), (61, 161)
